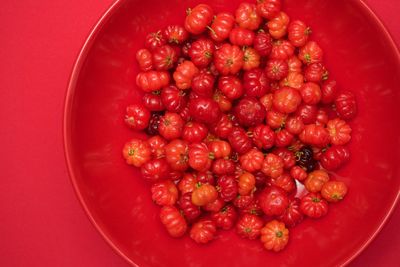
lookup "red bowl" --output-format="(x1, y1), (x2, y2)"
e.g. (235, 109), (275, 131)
(64, 0), (400, 266)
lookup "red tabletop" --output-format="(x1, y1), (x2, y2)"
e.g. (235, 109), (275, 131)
(1, 0), (399, 266)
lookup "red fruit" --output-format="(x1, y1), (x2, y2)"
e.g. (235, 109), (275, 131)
(189, 97), (222, 125)
(217, 175), (239, 202)
(327, 118), (352, 145)
(304, 170), (330, 193)
(316, 108), (329, 126)
(191, 72), (215, 97)
(192, 183), (218, 206)
(141, 158), (170, 182)
(260, 220), (289, 252)
(234, 97), (266, 127)
(136, 48), (153, 71)
(288, 20), (310, 47)
(203, 197), (225, 212)
(213, 90), (233, 112)
(161, 85), (187, 112)
(300, 193), (329, 218)
(240, 148), (264, 173)
(189, 38), (215, 68)
(266, 59), (288, 80)
(280, 72), (304, 89)
(165, 139), (189, 171)
(190, 219), (217, 244)
(262, 154), (284, 178)
(269, 172), (296, 194)
(321, 79), (337, 104)
(147, 135), (166, 158)
(287, 55), (302, 73)
(214, 44), (244, 75)
(163, 25), (189, 44)
(196, 171), (215, 185)
(238, 172), (256, 196)
(240, 197), (263, 216)
(158, 112), (184, 140)
(160, 206), (187, 238)
(243, 47), (261, 71)
(299, 124), (330, 148)
(211, 114), (234, 139)
(136, 70), (170, 92)
(260, 94), (274, 112)
(304, 63), (327, 82)
(173, 60), (199, 90)
(266, 110), (287, 129)
(146, 113), (162, 136)
(335, 91), (357, 120)
(270, 40), (295, 60)
(233, 194), (254, 209)
(299, 41), (323, 64)
(236, 214), (264, 239)
(279, 198), (303, 228)
(273, 87), (302, 114)
(182, 122), (208, 143)
(178, 173), (197, 194)
(208, 140), (232, 158)
(267, 12), (289, 39)
(321, 181), (348, 203)
(275, 129), (294, 147)
(143, 92), (165, 112)
(122, 139), (151, 167)
(219, 75), (244, 100)
(152, 45), (178, 71)
(151, 180), (178, 206)
(228, 127), (253, 154)
(272, 147), (295, 169)
(251, 124), (275, 150)
(320, 145), (350, 171)
(257, 0), (281, 19)
(185, 4), (214, 35)
(243, 68), (270, 97)
(211, 205), (238, 230)
(212, 158), (235, 175)
(258, 185), (289, 216)
(285, 116), (304, 135)
(229, 27), (255, 46)
(179, 193), (201, 221)
(124, 104), (150, 130)
(295, 103), (318, 124)
(235, 2), (262, 30)
(180, 106), (191, 122)
(300, 82), (322, 105)
(188, 143), (214, 172)
(253, 31), (273, 56)
(145, 31), (166, 50)
(290, 166), (307, 181)
(209, 12), (235, 42)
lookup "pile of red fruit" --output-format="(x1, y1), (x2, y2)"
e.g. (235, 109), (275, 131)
(122, 0), (357, 252)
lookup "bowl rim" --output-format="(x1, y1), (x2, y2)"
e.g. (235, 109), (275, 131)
(63, 0), (400, 266)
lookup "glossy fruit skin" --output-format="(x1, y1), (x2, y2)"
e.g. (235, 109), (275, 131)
(257, 0), (281, 20)
(189, 39), (215, 68)
(290, 165), (307, 181)
(260, 220), (289, 252)
(209, 12), (235, 42)
(321, 79), (337, 104)
(316, 108), (329, 126)
(136, 48), (153, 71)
(243, 47), (261, 71)
(273, 148), (295, 169)
(185, 4), (214, 35)
(212, 158), (235, 175)
(217, 175), (239, 202)
(304, 63), (327, 82)
(253, 32), (273, 56)
(147, 135), (167, 158)
(259, 185), (289, 216)
(136, 70), (170, 92)
(143, 92), (165, 112)
(299, 124), (330, 148)
(265, 59), (288, 81)
(214, 44), (244, 75)
(295, 103), (318, 124)
(235, 3), (262, 30)
(159, 206), (187, 238)
(145, 31), (167, 51)
(280, 72), (304, 89)
(273, 87), (302, 114)
(267, 12), (289, 39)
(233, 194), (254, 209)
(301, 82), (322, 105)
(141, 158), (170, 182)
(208, 140), (232, 158)
(335, 91), (357, 120)
(158, 112), (184, 140)
(266, 110), (287, 129)
(295, 146), (316, 172)
(178, 173), (197, 194)
(179, 192), (201, 221)
(285, 116), (304, 135)
(218, 75), (244, 100)
(189, 97), (222, 125)
(238, 172), (256, 196)
(165, 139), (189, 171)
(279, 198), (303, 228)
(228, 127), (253, 154)
(211, 114), (234, 139)
(300, 192), (329, 218)
(327, 118), (352, 145)
(192, 183), (218, 206)
(203, 197), (225, 212)
(151, 180), (178, 206)
(191, 72), (215, 97)
(320, 145), (350, 171)
(260, 94), (274, 112)
(161, 85), (187, 112)
(287, 55), (302, 73)
(270, 40), (295, 60)
(173, 60), (199, 90)
(124, 104), (150, 130)
(234, 97), (266, 127)
(304, 170), (330, 193)
(152, 45), (178, 71)
(182, 122), (208, 143)
(229, 27), (255, 46)
(213, 90), (232, 112)
(288, 20), (310, 47)
(299, 41), (323, 64)
(251, 124), (275, 150)
(275, 129), (294, 148)
(243, 68), (270, 98)
(190, 219), (217, 244)
(236, 214), (264, 239)
(321, 181), (348, 203)
(240, 148), (264, 173)
(122, 139), (151, 167)
(211, 205), (238, 230)
(188, 143), (213, 172)
(262, 154), (284, 179)
(163, 25), (189, 44)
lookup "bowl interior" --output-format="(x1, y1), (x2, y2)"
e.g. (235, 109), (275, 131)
(65, 0), (400, 266)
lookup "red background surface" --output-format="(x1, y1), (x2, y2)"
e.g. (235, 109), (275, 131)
(0, 0), (399, 266)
